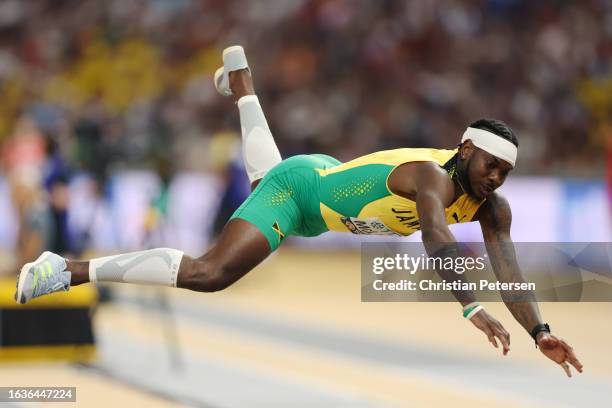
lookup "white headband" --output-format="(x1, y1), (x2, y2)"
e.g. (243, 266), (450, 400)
(461, 127), (517, 167)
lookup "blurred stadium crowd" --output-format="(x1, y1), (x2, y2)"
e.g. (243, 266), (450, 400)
(0, 0), (610, 267)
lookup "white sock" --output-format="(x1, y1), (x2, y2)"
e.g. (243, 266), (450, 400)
(237, 95), (282, 182)
(89, 248), (184, 287)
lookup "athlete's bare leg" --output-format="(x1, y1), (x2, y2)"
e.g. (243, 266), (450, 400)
(67, 219), (270, 291)
(229, 69), (254, 104)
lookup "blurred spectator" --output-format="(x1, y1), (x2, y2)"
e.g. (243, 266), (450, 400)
(2, 113), (74, 263)
(209, 131), (250, 236)
(42, 133), (72, 255)
(9, 168), (52, 267)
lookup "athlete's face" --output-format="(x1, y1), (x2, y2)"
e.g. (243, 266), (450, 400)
(461, 142), (514, 199)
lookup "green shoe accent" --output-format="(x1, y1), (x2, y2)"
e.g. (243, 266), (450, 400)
(45, 261), (53, 279)
(32, 268), (39, 291)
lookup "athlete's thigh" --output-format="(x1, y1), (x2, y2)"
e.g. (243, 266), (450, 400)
(230, 170), (302, 251)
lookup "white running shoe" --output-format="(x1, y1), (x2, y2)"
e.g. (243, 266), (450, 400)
(214, 45), (250, 96)
(15, 251), (71, 304)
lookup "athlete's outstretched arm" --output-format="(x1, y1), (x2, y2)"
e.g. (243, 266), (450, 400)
(476, 192), (583, 376)
(412, 163), (511, 354)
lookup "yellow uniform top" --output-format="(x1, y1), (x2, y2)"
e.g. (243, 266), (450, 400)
(316, 148), (484, 236)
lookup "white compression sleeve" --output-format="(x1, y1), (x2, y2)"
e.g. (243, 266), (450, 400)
(89, 248), (184, 287)
(237, 95), (282, 182)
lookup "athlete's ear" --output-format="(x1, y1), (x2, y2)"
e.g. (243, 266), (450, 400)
(459, 140), (476, 160)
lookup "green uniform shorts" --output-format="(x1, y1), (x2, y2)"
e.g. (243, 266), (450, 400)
(230, 154), (341, 251)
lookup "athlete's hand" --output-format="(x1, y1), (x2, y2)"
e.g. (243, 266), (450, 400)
(469, 309), (511, 355)
(537, 332), (583, 377)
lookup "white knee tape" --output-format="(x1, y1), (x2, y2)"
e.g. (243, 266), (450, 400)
(89, 248), (184, 287)
(238, 95), (282, 182)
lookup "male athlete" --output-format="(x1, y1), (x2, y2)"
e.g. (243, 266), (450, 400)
(16, 46), (582, 377)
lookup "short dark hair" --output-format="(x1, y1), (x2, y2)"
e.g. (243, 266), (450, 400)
(469, 118), (518, 147)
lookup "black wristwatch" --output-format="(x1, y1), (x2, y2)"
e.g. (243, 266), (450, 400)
(531, 323), (551, 347)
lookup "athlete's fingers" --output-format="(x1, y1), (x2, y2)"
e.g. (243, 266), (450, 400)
(497, 332), (510, 355)
(567, 355), (584, 373)
(555, 338), (583, 374)
(493, 325), (511, 355)
(492, 329), (509, 354)
(560, 362), (572, 378)
(486, 330), (498, 348)
(560, 340), (583, 372)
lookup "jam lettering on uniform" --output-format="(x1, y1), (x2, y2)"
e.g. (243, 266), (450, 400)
(391, 208), (412, 214)
(451, 212), (467, 223)
(392, 207), (419, 227)
(340, 217), (399, 236)
(405, 220), (420, 228)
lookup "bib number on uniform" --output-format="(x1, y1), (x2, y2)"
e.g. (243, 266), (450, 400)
(340, 217), (400, 236)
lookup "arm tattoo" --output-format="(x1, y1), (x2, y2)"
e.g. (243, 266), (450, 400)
(480, 194), (543, 333)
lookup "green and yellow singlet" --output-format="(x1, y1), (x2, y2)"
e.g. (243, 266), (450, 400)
(316, 148), (484, 236)
(231, 148), (485, 251)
